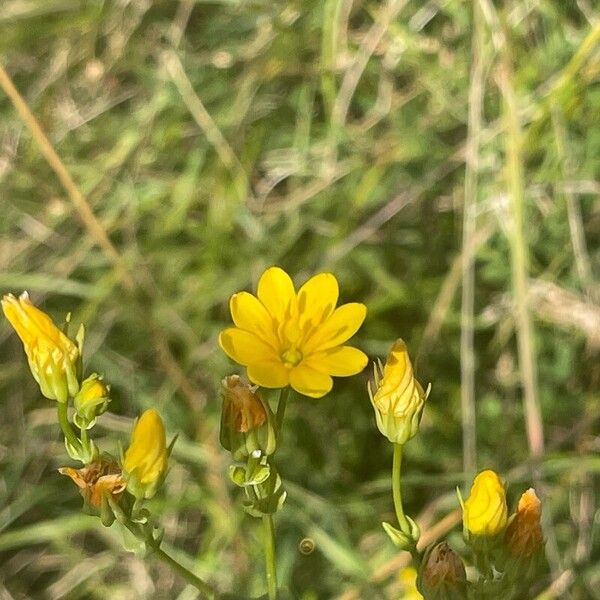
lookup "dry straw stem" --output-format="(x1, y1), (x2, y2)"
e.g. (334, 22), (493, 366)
(161, 49), (251, 204)
(332, 0), (409, 128)
(496, 52), (545, 459)
(460, 0), (486, 485)
(0, 62), (135, 292)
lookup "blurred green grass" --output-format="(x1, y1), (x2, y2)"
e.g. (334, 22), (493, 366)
(1, 0), (599, 598)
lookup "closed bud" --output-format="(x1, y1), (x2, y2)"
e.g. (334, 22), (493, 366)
(368, 339), (429, 445)
(220, 375), (276, 459)
(2, 292), (83, 403)
(420, 542), (467, 598)
(122, 409), (169, 500)
(463, 470), (508, 537)
(74, 373), (110, 428)
(504, 488), (544, 557)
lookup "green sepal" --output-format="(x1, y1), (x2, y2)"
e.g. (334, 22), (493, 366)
(382, 519), (419, 550)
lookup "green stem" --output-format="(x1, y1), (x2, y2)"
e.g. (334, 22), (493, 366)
(57, 401), (82, 454)
(392, 443), (409, 533)
(263, 514), (278, 600)
(111, 504), (218, 599)
(275, 387), (290, 433)
(392, 443), (420, 563)
(151, 544), (218, 599)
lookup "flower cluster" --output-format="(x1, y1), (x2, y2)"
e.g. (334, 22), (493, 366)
(2, 293), (170, 533)
(3, 268), (550, 599)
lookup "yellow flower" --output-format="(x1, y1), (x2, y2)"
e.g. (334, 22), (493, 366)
(74, 373), (110, 427)
(59, 458), (125, 509)
(122, 409), (168, 499)
(368, 339), (428, 444)
(420, 542), (466, 595)
(504, 488), (544, 557)
(219, 267), (368, 398)
(1, 292), (82, 402)
(398, 566), (424, 600)
(463, 469), (508, 536)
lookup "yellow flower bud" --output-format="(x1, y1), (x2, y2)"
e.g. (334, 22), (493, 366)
(122, 409), (168, 499)
(398, 566), (424, 600)
(59, 458), (125, 509)
(420, 542), (467, 596)
(368, 339), (429, 444)
(220, 375), (276, 459)
(74, 373), (110, 427)
(504, 488), (544, 557)
(2, 292), (82, 402)
(463, 470), (508, 536)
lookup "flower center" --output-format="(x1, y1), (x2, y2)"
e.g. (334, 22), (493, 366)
(281, 347), (303, 367)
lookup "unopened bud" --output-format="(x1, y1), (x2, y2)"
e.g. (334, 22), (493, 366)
(368, 339), (429, 445)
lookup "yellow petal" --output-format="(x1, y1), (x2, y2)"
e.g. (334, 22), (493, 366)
(257, 267), (296, 324)
(230, 292), (277, 347)
(305, 345), (368, 376)
(123, 409), (167, 485)
(289, 364), (333, 398)
(246, 362), (290, 388)
(219, 328), (278, 366)
(297, 272), (338, 331)
(303, 302), (367, 354)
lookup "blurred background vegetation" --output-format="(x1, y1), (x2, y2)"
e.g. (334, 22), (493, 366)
(0, 0), (599, 598)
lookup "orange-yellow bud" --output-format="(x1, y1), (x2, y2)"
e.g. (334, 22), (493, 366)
(122, 409), (168, 499)
(222, 375), (267, 432)
(504, 488), (544, 557)
(368, 339), (428, 444)
(463, 470), (508, 536)
(220, 375), (276, 459)
(2, 292), (82, 402)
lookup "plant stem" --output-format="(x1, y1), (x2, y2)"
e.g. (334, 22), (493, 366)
(151, 544), (218, 599)
(111, 504), (218, 599)
(392, 443), (409, 533)
(57, 402), (82, 455)
(275, 387), (290, 433)
(263, 514), (278, 600)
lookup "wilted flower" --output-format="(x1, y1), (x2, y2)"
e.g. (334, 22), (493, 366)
(219, 267), (368, 398)
(463, 470), (508, 537)
(2, 292), (82, 402)
(368, 339), (428, 444)
(504, 488), (544, 557)
(59, 458), (125, 509)
(122, 409), (168, 500)
(74, 373), (110, 428)
(420, 542), (467, 598)
(220, 375), (276, 459)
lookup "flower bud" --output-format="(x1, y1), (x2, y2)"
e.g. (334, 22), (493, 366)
(2, 292), (83, 403)
(59, 457), (126, 514)
(420, 542), (467, 598)
(463, 470), (508, 537)
(122, 409), (169, 500)
(368, 339), (429, 444)
(398, 567), (424, 600)
(220, 375), (276, 459)
(74, 373), (110, 428)
(504, 488), (544, 557)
